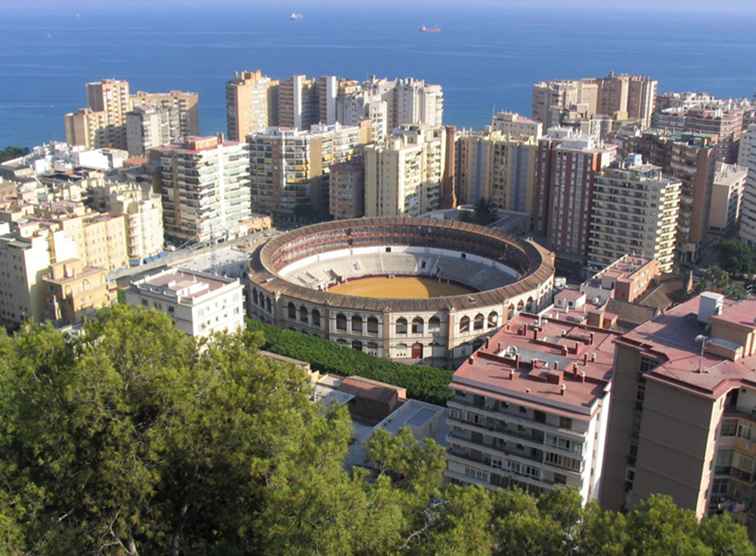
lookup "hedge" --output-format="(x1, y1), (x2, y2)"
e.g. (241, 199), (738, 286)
(248, 319), (454, 406)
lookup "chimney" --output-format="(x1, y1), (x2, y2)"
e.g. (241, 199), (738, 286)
(509, 368), (516, 380)
(560, 383), (567, 396)
(572, 363), (579, 375)
(468, 356), (475, 364)
(583, 353), (589, 365)
(484, 338), (490, 349)
(514, 354), (520, 369)
(589, 332), (595, 345)
(591, 353), (597, 362)
(497, 342), (503, 352)
(579, 370), (587, 383)
(533, 328), (539, 340)
(552, 361), (558, 370)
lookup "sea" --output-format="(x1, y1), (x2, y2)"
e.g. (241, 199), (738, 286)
(1, 4), (756, 149)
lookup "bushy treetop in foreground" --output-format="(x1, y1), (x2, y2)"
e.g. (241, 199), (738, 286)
(0, 305), (751, 555)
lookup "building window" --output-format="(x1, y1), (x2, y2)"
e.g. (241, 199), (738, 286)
(299, 306), (309, 323)
(459, 316), (470, 333)
(429, 316), (441, 332)
(721, 419), (737, 437)
(396, 318), (408, 335)
(352, 315), (363, 333)
(559, 417), (572, 430)
(287, 302), (296, 319)
(412, 317), (424, 334)
(311, 309), (321, 327)
(367, 316), (379, 334)
(487, 311), (499, 328)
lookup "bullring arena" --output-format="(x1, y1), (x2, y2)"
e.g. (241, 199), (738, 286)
(246, 217), (556, 365)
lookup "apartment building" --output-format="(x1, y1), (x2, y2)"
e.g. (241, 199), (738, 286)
(533, 74), (657, 130)
(64, 108), (110, 150)
(491, 111), (543, 140)
(364, 125), (446, 217)
(87, 181), (164, 262)
(0, 232), (52, 327)
(708, 164), (748, 235)
(132, 90), (199, 137)
(392, 78), (444, 128)
(740, 126), (756, 246)
(247, 123), (365, 220)
(126, 268), (245, 338)
(225, 70), (279, 141)
(154, 136), (251, 244)
(43, 258), (115, 326)
(535, 130), (617, 273)
(602, 293), (756, 536)
(65, 79), (131, 150)
(278, 74), (321, 130)
(685, 105), (745, 163)
(329, 158), (365, 219)
(587, 156), (681, 274)
(623, 129), (720, 263)
(447, 313), (618, 504)
(455, 130), (539, 215)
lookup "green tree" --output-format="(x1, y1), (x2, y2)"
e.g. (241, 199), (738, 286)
(0, 146), (29, 163)
(626, 495), (711, 556)
(574, 501), (628, 556)
(697, 513), (756, 556)
(491, 488), (564, 556)
(698, 266), (749, 300)
(719, 239), (756, 276)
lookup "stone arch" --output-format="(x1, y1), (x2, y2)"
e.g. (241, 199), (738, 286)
(460, 316), (470, 333)
(299, 306), (309, 323)
(474, 313), (485, 330)
(352, 340), (363, 351)
(396, 317), (408, 335)
(367, 316), (379, 334)
(352, 314), (363, 333)
(336, 313), (347, 331)
(488, 311), (499, 328)
(287, 302), (296, 319)
(412, 316), (425, 334)
(311, 309), (321, 327)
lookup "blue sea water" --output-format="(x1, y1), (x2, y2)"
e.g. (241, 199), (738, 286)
(1, 4), (755, 148)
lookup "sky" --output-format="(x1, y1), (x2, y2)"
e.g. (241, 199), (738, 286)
(2, 0), (756, 13)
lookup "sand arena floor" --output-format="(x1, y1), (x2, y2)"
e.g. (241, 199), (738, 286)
(327, 276), (474, 299)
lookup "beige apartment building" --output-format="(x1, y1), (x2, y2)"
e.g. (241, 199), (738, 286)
(533, 73), (657, 130)
(65, 79), (131, 150)
(602, 293), (756, 537)
(490, 111), (543, 140)
(248, 123), (366, 219)
(278, 74), (320, 130)
(87, 181), (164, 262)
(740, 126), (756, 246)
(64, 108), (110, 149)
(329, 158), (365, 219)
(708, 164), (747, 234)
(127, 90), (200, 156)
(225, 70), (279, 141)
(587, 156), (681, 274)
(0, 232), (52, 327)
(43, 258), (115, 326)
(364, 125), (445, 217)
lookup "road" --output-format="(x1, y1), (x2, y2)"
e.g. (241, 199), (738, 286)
(111, 229), (283, 288)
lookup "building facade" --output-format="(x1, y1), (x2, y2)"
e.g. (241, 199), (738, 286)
(329, 157), (365, 220)
(154, 136), (251, 244)
(446, 313), (617, 504)
(364, 125), (445, 217)
(588, 156), (681, 274)
(126, 268), (245, 338)
(739, 126), (756, 246)
(43, 258), (115, 326)
(709, 164), (748, 235)
(225, 70), (279, 141)
(602, 293), (756, 537)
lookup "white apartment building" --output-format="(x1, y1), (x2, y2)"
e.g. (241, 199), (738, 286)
(740, 126), (756, 246)
(364, 125), (445, 217)
(393, 78), (444, 128)
(154, 136), (251, 244)
(126, 268), (245, 338)
(447, 313), (617, 504)
(491, 112), (543, 141)
(588, 156), (681, 274)
(709, 164), (747, 235)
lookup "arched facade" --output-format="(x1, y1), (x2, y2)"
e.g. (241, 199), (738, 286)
(246, 217), (555, 365)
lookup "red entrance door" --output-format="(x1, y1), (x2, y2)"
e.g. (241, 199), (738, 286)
(412, 342), (423, 359)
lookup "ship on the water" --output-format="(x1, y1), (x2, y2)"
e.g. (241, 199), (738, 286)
(419, 25), (441, 33)
(289, 12), (304, 21)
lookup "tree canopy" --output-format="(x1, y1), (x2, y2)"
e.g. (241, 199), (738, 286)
(718, 239), (756, 276)
(0, 146), (29, 164)
(0, 305), (752, 554)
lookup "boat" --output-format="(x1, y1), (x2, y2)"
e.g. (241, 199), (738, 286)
(419, 25), (441, 33)
(289, 12), (304, 21)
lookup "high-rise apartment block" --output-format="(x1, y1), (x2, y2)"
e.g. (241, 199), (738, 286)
(602, 293), (756, 535)
(43, 258), (115, 326)
(126, 90), (200, 156)
(533, 73), (657, 130)
(225, 70), (279, 141)
(587, 156), (681, 273)
(685, 105), (745, 164)
(740, 126), (756, 246)
(0, 233), (52, 327)
(154, 136), (251, 243)
(278, 75), (321, 130)
(65, 79), (131, 150)
(708, 163), (747, 235)
(329, 158), (365, 220)
(364, 125), (445, 217)
(247, 123), (366, 220)
(535, 129), (617, 273)
(392, 78), (444, 129)
(455, 130), (539, 215)
(447, 313), (618, 503)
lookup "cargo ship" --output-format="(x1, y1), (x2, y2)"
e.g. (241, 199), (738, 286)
(419, 25), (441, 33)
(289, 12), (304, 21)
